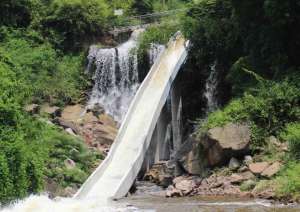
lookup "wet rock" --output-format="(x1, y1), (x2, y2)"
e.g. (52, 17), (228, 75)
(166, 186), (183, 197)
(87, 103), (104, 117)
(261, 162), (282, 178)
(249, 162), (269, 175)
(64, 158), (76, 169)
(175, 179), (196, 195)
(24, 104), (40, 114)
(173, 176), (186, 185)
(99, 114), (117, 129)
(82, 112), (99, 123)
(229, 157), (240, 170)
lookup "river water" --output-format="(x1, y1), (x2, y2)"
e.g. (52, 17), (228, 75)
(122, 196), (300, 212)
(117, 182), (300, 212)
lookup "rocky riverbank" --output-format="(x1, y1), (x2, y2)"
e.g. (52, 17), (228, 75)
(142, 122), (292, 203)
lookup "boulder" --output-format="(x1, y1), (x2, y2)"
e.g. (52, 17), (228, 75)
(58, 104), (117, 147)
(175, 136), (203, 175)
(64, 159), (76, 169)
(65, 128), (76, 136)
(207, 123), (250, 150)
(201, 123), (251, 166)
(144, 163), (173, 188)
(61, 105), (85, 123)
(229, 157), (240, 170)
(175, 179), (196, 195)
(24, 104), (40, 114)
(166, 186), (183, 197)
(244, 155), (253, 165)
(261, 162), (282, 178)
(99, 114), (117, 129)
(55, 118), (80, 134)
(249, 162), (269, 174)
(40, 104), (61, 117)
(230, 171), (255, 184)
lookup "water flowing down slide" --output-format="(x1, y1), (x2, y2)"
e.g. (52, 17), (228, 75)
(75, 32), (189, 202)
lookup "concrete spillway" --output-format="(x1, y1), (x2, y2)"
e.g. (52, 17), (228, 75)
(75, 32), (189, 202)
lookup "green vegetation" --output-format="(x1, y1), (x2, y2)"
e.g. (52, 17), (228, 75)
(281, 123), (300, 160)
(0, 0), (109, 204)
(198, 78), (300, 149)
(276, 163), (300, 200)
(0, 0), (300, 204)
(184, 0), (300, 201)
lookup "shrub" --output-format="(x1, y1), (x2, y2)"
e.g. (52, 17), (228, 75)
(280, 123), (300, 160)
(1, 30), (88, 105)
(43, 126), (101, 188)
(198, 79), (300, 149)
(276, 162), (300, 200)
(40, 0), (110, 51)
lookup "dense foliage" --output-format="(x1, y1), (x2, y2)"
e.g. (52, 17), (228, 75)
(184, 0), (300, 200)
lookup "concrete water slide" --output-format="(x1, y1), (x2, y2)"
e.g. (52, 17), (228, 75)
(75, 32), (189, 201)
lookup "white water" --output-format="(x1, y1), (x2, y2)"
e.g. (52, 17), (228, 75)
(87, 30), (143, 123)
(0, 195), (142, 212)
(148, 44), (165, 65)
(204, 61), (219, 113)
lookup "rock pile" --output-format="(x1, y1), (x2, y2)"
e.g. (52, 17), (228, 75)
(24, 103), (118, 155)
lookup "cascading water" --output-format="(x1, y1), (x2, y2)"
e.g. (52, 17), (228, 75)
(148, 43), (165, 65)
(87, 30), (143, 123)
(204, 61), (219, 113)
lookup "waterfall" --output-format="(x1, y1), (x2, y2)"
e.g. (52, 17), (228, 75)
(148, 43), (165, 65)
(204, 61), (219, 113)
(87, 30), (143, 123)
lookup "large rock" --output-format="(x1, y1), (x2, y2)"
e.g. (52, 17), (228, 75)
(24, 104), (40, 114)
(61, 105), (85, 123)
(261, 162), (282, 178)
(249, 162), (269, 175)
(40, 104), (61, 118)
(144, 163), (173, 188)
(229, 157), (241, 170)
(175, 136), (203, 175)
(64, 159), (76, 169)
(57, 104), (118, 148)
(201, 123), (251, 166)
(230, 171), (255, 184)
